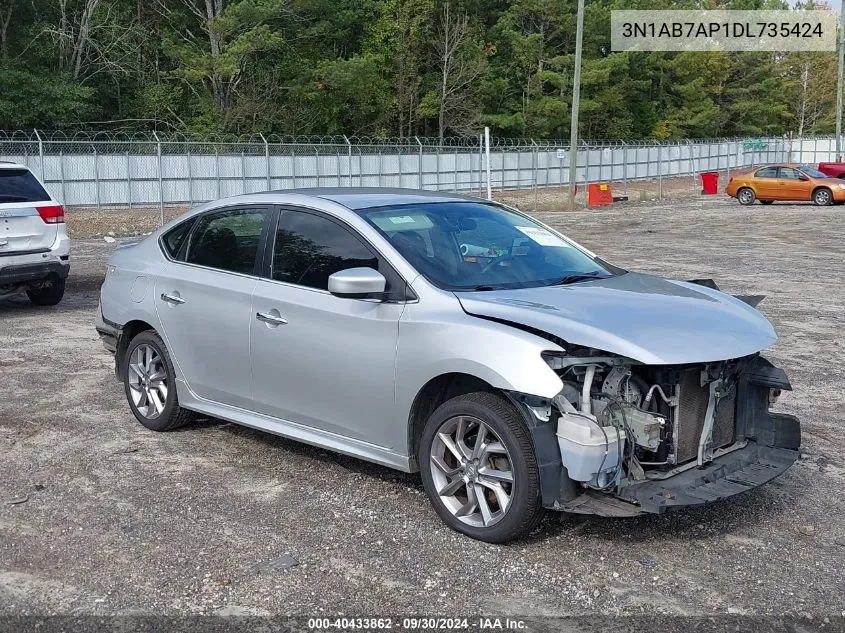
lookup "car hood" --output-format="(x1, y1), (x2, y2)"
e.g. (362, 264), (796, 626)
(455, 272), (777, 364)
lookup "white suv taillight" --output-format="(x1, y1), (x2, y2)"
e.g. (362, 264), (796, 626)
(36, 204), (65, 224)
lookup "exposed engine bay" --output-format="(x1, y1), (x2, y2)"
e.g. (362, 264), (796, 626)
(542, 351), (778, 495)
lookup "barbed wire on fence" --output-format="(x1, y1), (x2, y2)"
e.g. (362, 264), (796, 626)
(0, 128), (814, 149)
(0, 129), (828, 210)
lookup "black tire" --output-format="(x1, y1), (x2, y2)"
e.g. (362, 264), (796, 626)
(122, 330), (194, 432)
(26, 276), (65, 306)
(760, 200), (774, 205)
(737, 187), (756, 205)
(419, 392), (544, 544)
(813, 187), (833, 206)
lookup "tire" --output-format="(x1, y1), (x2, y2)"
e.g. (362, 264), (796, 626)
(419, 392), (544, 543)
(760, 200), (774, 205)
(813, 187), (833, 206)
(26, 276), (65, 306)
(737, 188), (756, 205)
(122, 330), (194, 432)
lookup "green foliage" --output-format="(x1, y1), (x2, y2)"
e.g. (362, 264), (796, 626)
(0, 0), (839, 139)
(0, 69), (96, 129)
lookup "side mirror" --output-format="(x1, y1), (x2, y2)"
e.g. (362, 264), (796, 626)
(328, 267), (387, 299)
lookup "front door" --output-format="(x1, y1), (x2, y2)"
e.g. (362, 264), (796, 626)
(250, 208), (406, 447)
(155, 206), (272, 410)
(777, 166), (812, 201)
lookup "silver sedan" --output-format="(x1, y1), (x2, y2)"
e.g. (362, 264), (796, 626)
(96, 189), (800, 543)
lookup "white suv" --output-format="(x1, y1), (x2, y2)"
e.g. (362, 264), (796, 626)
(0, 162), (69, 305)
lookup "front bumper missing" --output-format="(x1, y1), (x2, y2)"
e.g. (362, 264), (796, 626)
(557, 439), (798, 517)
(520, 355), (801, 517)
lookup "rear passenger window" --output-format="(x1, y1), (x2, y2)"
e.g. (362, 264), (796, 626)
(161, 219), (195, 260)
(186, 208), (269, 275)
(0, 168), (50, 203)
(755, 167), (778, 178)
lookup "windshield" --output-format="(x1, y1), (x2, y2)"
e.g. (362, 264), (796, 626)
(358, 201), (620, 291)
(799, 165), (827, 178)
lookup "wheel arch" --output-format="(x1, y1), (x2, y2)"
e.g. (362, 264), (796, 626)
(116, 319), (157, 380)
(812, 185), (833, 200)
(407, 373), (497, 472)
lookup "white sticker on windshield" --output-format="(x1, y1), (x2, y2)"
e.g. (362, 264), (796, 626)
(389, 215), (416, 224)
(514, 226), (569, 247)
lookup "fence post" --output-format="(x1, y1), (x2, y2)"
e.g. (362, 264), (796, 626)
(93, 145), (101, 211)
(531, 139), (539, 208)
(34, 129), (45, 182)
(622, 142), (628, 194)
(344, 135), (352, 187)
(291, 147), (297, 188)
(658, 145), (663, 200)
(415, 137), (423, 189)
(315, 147), (321, 187)
(153, 131), (163, 224)
(59, 150), (66, 207)
(484, 127), (492, 200)
(435, 145), (441, 190)
(215, 146), (221, 199)
(241, 150), (247, 194)
(455, 145), (460, 191)
(261, 134), (271, 190)
(126, 151), (132, 210)
(186, 146), (193, 206)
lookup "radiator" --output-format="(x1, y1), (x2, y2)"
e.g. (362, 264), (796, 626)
(673, 370), (737, 464)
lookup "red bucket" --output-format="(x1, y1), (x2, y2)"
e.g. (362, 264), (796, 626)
(700, 172), (719, 195)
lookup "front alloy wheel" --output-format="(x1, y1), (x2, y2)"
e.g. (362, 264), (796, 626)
(814, 188), (833, 206)
(430, 415), (514, 528)
(419, 392), (544, 543)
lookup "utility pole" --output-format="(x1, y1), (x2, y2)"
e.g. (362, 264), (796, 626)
(837, 3), (844, 161)
(568, 0), (585, 208)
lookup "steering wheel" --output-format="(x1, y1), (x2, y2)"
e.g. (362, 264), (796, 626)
(480, 253), (519, 274)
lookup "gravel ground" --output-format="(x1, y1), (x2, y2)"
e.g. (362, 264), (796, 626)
(1, 195), (844, 627)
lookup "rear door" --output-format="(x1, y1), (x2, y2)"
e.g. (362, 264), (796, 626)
(752, 166), (779, 199)
(0, 167), (56, 255)
(154, 205), (273, 411)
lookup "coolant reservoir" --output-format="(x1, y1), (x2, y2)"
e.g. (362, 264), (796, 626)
(556, 412), (622, 482)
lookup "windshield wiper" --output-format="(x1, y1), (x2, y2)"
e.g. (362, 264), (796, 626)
(550, 271), (608, 286)
(464, 285), (497, 291)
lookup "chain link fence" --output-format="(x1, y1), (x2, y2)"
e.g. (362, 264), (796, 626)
(1, 130), (832, 211)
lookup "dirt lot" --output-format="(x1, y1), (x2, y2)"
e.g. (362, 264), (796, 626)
(1, 195), (844, 626)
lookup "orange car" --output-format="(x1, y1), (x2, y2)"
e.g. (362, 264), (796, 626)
(725, 164), (845, 206)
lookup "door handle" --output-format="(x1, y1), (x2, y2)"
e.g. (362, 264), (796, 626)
(160, 293), (186, 305)
(256, 311), (288, 326)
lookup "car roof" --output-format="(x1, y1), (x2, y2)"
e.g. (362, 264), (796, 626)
(266, 187), (483, 210)
(0, 161), (29, 170)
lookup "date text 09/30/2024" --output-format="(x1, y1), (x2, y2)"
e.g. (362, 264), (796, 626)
(306, 617), (528, 630)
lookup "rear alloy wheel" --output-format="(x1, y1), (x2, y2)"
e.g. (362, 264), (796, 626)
(813, 188), (833, 206)
(419, 392), (544, 543)
(123, 330), (194, 431)
(737, 188), (756, 205)
(26, 276), (65, 306)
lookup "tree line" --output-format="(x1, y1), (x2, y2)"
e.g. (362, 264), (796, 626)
(0, 0), (838, 140)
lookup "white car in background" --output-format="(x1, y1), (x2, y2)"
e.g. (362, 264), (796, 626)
(0, 162), (69, 305)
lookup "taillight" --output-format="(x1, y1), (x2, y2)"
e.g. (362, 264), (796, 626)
(36, 204), (65, 224)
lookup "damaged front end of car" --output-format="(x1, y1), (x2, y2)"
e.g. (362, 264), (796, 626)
(512, 349), (800, 517)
